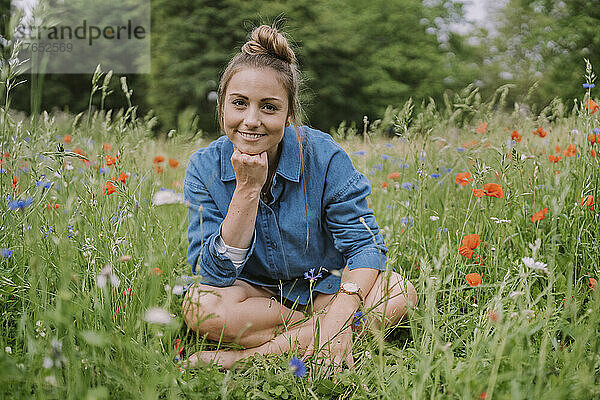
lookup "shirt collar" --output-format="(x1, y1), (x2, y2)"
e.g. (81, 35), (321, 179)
(220, 125), (302, 183)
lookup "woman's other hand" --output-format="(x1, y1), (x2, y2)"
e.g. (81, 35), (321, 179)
(231, 145), (268, 191)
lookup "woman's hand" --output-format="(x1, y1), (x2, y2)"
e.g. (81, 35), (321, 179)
(231, 144), (268, 191)
(302, 311), (354, 378)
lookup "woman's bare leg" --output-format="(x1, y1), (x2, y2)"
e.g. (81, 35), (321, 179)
(182, 280), (307, 348)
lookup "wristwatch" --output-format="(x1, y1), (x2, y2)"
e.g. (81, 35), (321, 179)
(338, 281), (364, 303)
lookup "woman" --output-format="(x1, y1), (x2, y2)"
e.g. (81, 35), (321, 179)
(181, 24), (417, 373)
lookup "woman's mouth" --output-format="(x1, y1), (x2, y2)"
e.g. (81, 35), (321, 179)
(238, 131), (266, 140)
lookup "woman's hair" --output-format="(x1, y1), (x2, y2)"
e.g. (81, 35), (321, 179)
(217, 23), (310, 251)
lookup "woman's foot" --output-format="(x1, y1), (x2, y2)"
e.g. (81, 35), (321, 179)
(181, 349), (247, 371)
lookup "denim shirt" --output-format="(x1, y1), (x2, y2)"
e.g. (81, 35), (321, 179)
(184, 125), (388, 305)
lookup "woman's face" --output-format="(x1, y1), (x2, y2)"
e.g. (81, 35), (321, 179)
(223, 68), (290, 160)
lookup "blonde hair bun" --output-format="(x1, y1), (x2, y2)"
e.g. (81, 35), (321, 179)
(241, 25), (297, 65)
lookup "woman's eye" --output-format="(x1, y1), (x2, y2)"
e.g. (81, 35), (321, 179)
(233, 100), (245, 107)
(264, 104), (277, 111)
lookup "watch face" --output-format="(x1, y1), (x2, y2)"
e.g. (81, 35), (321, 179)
(342, 282), (359, 292)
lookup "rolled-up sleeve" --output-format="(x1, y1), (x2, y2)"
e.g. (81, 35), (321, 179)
(184, 161), (257, 287)
(323, 150), (387, 271)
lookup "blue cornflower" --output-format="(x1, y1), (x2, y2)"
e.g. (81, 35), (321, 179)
(66, 226), (76, 239)
(583, 83), (595, 89)
(98, 167), (108, 175)
(385, 143), (393, 148)
(430, 173), (441, 178)
(7, 197), (33, 210)
(386, 204), (393, 209)
(110, 214), (119, 225)
(455, 147), (465, 153)
(401, 182), (414, 190)
(381, 154), (392, 160)
(373, 163), (383, 170)
(289, 357), (306, 378)
(443, 167), (452, 173)
(437, 227), (448, 233)
(401, 163), (409, 169)
(36, 176), (52, 189)
(593, 128), (600, 133)
(1, 248), (13, 259)
(304, 268), (322, 282)
(353, 311), (366, 327)
(353, 151), (367, 156)
(400, 217), (414, 226)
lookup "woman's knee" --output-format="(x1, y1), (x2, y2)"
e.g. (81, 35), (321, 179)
(368, 272), (417, 323)
(182, 284), (227, 334)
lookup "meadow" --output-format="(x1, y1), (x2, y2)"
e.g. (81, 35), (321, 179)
(1, 65), (600, 399)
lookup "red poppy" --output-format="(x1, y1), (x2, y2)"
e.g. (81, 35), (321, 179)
(484, 183), (502, 198)
(103, 181), (116, 195)
(455, 172), (473, 186)
(589, 277), (597, 290)
(118, 172), (128, 184)
(103, 143), (112, 152)
(476, 122), (487, 134)
(155, 166), (164, 174)
(586, 99), (599, 114)
(554, 145), (561, 153)
(563, 144), (578, 157)
(105, 155), (118, 166)
(511, 130), (522, 142)
(548, 155), (561, 163)
(465, 272), (482, 287)
(533, 126), (547, 138)
(591, 149), (597, 158)
(587, 134), (597, 145)
(472, 189), (485, 198)
(381, 182), (388, 189)
(64, 134), (71, 143)
(531, 208), (548, 223)
(487, 310), (499, 323)
(151, 267), (162, 276)
(153, 155), (165, 164)
(12, 175), (18, 186)
(479, 392), (488, 399)
(582, 195), (594, 208)
(168, 158), (179, 168)
(387, 172), (401, 180)
(174, 339), (185, 360)
(459, 246), (475, 259)
(46, 203), (60, 210)
(463, 234), (480, 250)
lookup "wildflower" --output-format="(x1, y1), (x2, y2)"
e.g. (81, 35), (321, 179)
(511, 130), (522, 142)
(465, 272), (482, 287)
(98, 167), (108, 175)
(381, 182), (388, 189)
(589, 277), (597, 290)
(400, 216), (414, 226)
(455, 147), (465, 153)
(479, 392), (487, 399)
(103, 143), (112, 152)
(430, 215), (439, 221)
(352, 151), (367, 156)
(533, 126), (547, 137)
(531, 208), (548, 223)
(151, 267), (163, 277)
(372, 163), (383, 171)
(353, 311), (366, 327)
(401, 182), (414, 190)
(43, 339), (66, 369)
(522, 257), (549, 274)
(118, 172), (129, 184)
(387, 172), (401, 180)
(153, 155), (165, 164)
(12, 175), (18, 186)
(174, 339), (184, 362)
(484, 183), (502, 198)
(7, 197), (33, 210)
(385, 143), (393, 148)
(472, 189), (485, 198)
(36, 176), (52, 189)
(105, 155), (118, 166)
(152, 189), (185, 205)
(381, 154), (392, 160)
(46, 203), (60, 210)
(583, 83), (595, 89)
(586, 99), (599, 114)
(64, 134), (71, 143)
(155, 166), (164, 174)
(5, 346), (11, 354)
(144, 307), (173, 325)
(168, 159), (179, 168)
(97, 265), (120, 288)
(487, 309), (499, 323)
(587, 134), (598, 145)
(476, 122), (487, 134)
(1, 248), (13, 259)
(548, 155), (561, 163)
(459, 234), (480, 260)
(103, 181), (116, 195)
(430, 173), (441, 178)
(289, 356), (306, 378)
(304, 268), (323, 283)
(455, 172), (473, 186)
(582, 195), (594, 208)
(562, 144), (578, 157)
(592, 149), (597, 158)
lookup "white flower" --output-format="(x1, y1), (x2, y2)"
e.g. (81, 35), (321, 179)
(430, 216), (439, 221)
(43, 357), (54, 369)
(5, 346), (11, 354)
(97, 265), (120, 288)
(152, 189), (185, 206)
(65, 161), (74, 170)
(144, 307), (173, 325)
(172, 285), (184, 296)
(521, 257), (549, 274)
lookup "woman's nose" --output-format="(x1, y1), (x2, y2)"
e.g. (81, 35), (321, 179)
(242, 106), (261, 128)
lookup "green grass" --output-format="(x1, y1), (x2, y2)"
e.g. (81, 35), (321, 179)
(1, 73), (600, 398)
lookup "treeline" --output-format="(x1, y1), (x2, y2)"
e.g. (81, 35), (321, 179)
(2, 0), (599, 137)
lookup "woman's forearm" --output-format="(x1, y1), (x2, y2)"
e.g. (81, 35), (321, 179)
(220, 186), (261, 249)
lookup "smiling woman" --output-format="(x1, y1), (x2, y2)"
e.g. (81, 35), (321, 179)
(181, 22), (417, 373)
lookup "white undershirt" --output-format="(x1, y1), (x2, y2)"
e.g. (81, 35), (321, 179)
(216, 235), (249, 269)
